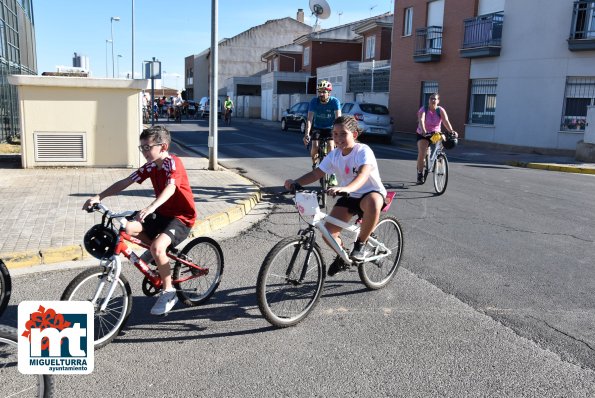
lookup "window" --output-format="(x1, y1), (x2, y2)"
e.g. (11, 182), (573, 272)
(469, 79), (497, 125)
(274, 58), (279, 72)
(365, 35), (376, 59)
(404, 7), (413, 36)
(561, 77), (595, 131)
(572, 0), (595, 39)
(303, 47), (310, 66)
(421, 81), (439, 106)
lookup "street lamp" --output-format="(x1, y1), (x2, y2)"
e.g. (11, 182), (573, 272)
(117, 54), (122, 78)
(110, 16), (120, 78)
(105, 39), (112, 78)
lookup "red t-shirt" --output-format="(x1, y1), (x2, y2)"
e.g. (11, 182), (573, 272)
(130, 154), (197, 227)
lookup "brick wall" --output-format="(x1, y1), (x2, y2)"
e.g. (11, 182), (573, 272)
(389, 0), (475, 136)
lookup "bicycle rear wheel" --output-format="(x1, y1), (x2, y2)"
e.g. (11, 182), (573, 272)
(257, 236), (325, 327)
(0, 260), (11, 316)
(173, 237), (224, 306)
(0, 325), (55, 397)
(433, 153), (449, 195)
(358, 215), (404, 290)
(61, 266), (132, 349)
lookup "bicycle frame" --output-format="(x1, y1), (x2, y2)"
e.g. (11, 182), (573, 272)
(426, 140), (443, 172)
(89, 205), (209, 312)
(308, 212), (392, 266)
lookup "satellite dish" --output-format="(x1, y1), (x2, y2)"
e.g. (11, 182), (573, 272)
(309, 0), (331, 25)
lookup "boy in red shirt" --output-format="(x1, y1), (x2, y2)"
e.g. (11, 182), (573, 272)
(83, 125), (196, 315)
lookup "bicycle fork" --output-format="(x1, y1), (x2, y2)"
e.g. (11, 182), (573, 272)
(286, 230), (316, 284)
(93, 257), (123, 313)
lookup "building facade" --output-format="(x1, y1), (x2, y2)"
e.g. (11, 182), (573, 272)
(389, 0), (473, 139)
(185, 14), (311, 100)
(0, 0), (36, 142)
(389, 0), (595, 152)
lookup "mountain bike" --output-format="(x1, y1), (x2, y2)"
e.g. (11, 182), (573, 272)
(61, 203), (224, 349)
(0, 259), (11, 317)
(256, 188), (403, 327)
(0, 324), (55, 397)
(423, 133), (449, 195)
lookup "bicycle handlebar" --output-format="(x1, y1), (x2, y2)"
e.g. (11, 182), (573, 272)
(86, 203), (152, 222)
(288, 183), (349, 198)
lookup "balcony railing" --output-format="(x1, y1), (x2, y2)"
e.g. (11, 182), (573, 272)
(413, 26), (443, 63)
(460, 12), (504, 58)
(568, 0), (595, 51)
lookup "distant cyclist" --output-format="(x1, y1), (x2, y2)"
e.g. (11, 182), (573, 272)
(303, 80), (341, 185)
(224, 95), (233, 125)
(416, 93), (458, 184)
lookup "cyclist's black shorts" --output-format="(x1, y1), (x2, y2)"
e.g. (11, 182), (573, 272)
(416, 133), (434, 143)
(310, 128), (332, 141)
(140, 213), (190, 247)
(335, 191), (387, 218)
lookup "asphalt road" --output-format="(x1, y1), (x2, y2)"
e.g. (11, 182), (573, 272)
(169, 118), (595, 371)
(2, 118), (594, 397)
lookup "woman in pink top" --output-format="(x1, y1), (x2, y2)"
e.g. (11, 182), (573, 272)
(416, 93), (457, 184)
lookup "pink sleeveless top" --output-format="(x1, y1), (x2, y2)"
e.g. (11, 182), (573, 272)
(417, 106), (442, 136)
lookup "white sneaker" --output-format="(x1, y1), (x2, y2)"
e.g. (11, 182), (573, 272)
(150, 289), (178, 315)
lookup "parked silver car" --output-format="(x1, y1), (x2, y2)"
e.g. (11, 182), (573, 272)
(341, 102), (393, 143)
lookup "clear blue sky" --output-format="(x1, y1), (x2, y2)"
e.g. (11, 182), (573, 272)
(34, 0), (394, 90)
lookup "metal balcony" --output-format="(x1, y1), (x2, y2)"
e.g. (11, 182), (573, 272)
(460, 12), (504, 58)
(413, 26), (443, 63)
(568, 0), (595, 51)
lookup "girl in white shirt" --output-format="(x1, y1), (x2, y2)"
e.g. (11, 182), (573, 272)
(284, 115), (386, 275)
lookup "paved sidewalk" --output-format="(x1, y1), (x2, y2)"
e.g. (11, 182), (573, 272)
(389, 131), (595, 175)
(0, 142), (260, 270)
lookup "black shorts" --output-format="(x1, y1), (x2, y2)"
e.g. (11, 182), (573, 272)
(416, 134), (433, 143)
(141, 213), (191, 247)
(335, 191), (386, 218)
(310, 128), (332, 141)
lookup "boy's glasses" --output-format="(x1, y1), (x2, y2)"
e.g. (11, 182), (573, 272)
(138, 143), (163, 152)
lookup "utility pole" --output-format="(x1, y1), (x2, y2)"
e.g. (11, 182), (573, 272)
(208, 0), (218, 170)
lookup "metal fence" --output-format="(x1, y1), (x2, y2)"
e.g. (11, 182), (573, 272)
(561, 76), (595, 131)
(461, 12), (504, 49)
(0, 61), (21, 143)
(348, 60), (391, 93)
(414, 26), (443, 56)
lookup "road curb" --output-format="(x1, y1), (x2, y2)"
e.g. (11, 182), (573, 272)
(505, 161), (595, 175)
(1, 189), (262, 272)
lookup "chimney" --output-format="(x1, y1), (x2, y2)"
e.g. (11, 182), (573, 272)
(297, 8), (304, 23)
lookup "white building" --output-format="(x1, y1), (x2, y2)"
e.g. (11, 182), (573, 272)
(465, 0), (595, 151)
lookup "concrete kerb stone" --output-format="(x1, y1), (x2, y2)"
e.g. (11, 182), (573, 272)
(1, 190), (262, 271)
(505, 161), (595, 175)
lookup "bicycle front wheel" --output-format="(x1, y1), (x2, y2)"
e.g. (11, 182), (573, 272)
(173, 237), (224, 306)
(358, 216), (404, 290)
(433, 153), (449, 195)
(0, 260), (11, 316)
(61, 266), (132, 349)
(0, 325), (55, 398)
(257, 236), (325, 327)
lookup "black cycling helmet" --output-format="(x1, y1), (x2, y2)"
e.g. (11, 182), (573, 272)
(443, 136), (458, 150)
(83, 224), (118, 260)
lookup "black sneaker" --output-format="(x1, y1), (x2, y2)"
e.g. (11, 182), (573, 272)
(417, 172), (425, 185)
(327, 255), (348, 276)
(351, 241), (370, 262)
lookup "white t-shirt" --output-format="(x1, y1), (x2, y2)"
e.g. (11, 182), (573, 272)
(318, 143), (386, 199)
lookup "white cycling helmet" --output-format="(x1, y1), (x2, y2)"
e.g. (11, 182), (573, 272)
(317, 80), (332, 92)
